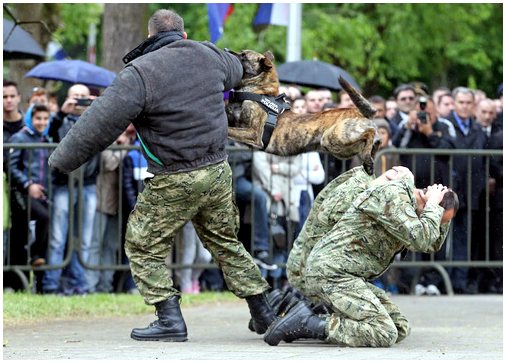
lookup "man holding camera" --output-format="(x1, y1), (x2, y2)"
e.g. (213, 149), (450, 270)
(42, 83), (99, 295)
(392, 96), (456, 187)
(391, 96), (458, 294)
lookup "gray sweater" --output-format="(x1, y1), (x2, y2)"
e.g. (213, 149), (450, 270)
(49, 40), (243, 174)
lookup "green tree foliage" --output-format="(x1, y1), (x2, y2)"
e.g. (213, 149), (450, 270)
(300, 3), (502, 96)
(54, 3), (103, 44)
(52, 3), (103, 60)
(28, 3), (501, 97)
(164, 3), (501, 97)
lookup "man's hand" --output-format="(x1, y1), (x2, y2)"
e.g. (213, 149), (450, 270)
(28, 183), (47, 200)
(417, 117), (433, 136)
(60, 97), (78, 114)
(272, 192), (282, 202)
(422, 184), (448, 205)
(405, 110), (417, 130)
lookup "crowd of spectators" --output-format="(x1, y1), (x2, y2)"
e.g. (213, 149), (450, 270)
(3, 76), (503, 296)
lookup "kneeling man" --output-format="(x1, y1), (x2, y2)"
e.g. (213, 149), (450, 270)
(265, 171), (458, 347)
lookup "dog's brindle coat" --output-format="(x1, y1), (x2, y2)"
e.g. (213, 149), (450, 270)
(226, 50), (379, 175)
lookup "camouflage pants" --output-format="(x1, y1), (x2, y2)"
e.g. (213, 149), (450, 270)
(286, 249), (304, 292)
(125, 160), (270, 305)
(305, 272), (410, 347)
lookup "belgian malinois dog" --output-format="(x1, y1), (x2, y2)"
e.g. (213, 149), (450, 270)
(226, 49), (379, 175)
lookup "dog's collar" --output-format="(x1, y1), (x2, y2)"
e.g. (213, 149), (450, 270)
(229, 92), (291, 116)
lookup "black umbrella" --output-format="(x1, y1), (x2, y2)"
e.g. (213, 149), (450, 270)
(277, 60), (360, 91)
(3, 18), (45, 60)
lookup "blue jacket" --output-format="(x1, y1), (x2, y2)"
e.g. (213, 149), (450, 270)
(122, 140), (151, 211)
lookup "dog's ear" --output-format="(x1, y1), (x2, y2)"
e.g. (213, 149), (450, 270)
(261, 51), (275, 70)
(264, 51), (275, 62)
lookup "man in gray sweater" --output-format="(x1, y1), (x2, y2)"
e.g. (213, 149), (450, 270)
(48, 9), (274, 342)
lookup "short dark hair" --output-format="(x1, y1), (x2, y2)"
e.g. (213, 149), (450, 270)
(148, 9), (184, 35)
(3, 80), (19, 94)
(369, 95), (386, 105)
(437, 92), (452, 105)
(31, 103), (50, 116)
(421, 188), (459, 213)
(393, 84), (416, 99)
(439, 189), (459, 213)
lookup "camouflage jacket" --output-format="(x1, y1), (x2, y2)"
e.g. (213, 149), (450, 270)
(305, 176), (449, 281)
(287, 166), (374, 279)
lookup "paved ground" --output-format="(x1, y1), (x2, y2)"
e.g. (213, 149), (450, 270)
(2, 295), (503, 360)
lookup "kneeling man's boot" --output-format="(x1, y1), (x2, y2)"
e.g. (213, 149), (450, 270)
(246, 292), (276, 334)
(248, 289), (283, 332)
(264, 300), (327, 346)
(131, 296), (188, 342)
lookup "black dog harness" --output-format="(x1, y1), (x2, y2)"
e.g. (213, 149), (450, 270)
(229, 92), (291, 149)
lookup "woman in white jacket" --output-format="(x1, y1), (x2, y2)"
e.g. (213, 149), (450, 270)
(252, 151), (324, 235)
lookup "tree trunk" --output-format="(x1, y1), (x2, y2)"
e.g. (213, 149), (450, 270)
(101, 4), (148, 73)
(6, 4), (59, 109)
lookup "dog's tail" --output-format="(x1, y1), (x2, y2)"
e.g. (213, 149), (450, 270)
(338, 76), (376, 119)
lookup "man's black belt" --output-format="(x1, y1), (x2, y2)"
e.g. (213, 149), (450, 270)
(229, 92), (291, 149)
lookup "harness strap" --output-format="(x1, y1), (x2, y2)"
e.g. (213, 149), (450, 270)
(229, 91), (291, 149)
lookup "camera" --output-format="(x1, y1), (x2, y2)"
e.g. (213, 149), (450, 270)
(75, 98), (93, 107)
(417, 96), (428, 124)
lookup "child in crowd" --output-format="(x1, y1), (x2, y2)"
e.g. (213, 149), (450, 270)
(8, 104), (52, 267)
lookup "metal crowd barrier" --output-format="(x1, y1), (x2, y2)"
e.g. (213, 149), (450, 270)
(3, 143), (503, 295)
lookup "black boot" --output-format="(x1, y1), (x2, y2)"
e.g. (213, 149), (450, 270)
(264, 301), (327, 346)
(311, 302), (332, 315)
(246, 292), (276, 334)
(131, 296), (188, 342)
(275, 287), (310, 317)
(248, 289), (283, 332)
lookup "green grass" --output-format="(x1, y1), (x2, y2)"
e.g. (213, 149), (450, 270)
(3, 291), (239, 326)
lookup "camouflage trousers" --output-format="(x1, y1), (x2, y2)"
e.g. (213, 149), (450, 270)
(305, 272), (410, 347)
(286, 251), (304, 293)
(125, 160), (270, 305)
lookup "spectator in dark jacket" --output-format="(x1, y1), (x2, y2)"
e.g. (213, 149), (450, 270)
(392, 97), (457, 293)
(472, 99), (502, 292)
(484, 129), (503, 293)
(3, 80), (28, 291)
(445, 87), (487, 294)
(8, 104), (51, 268)
(393, 97), (456, 187)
